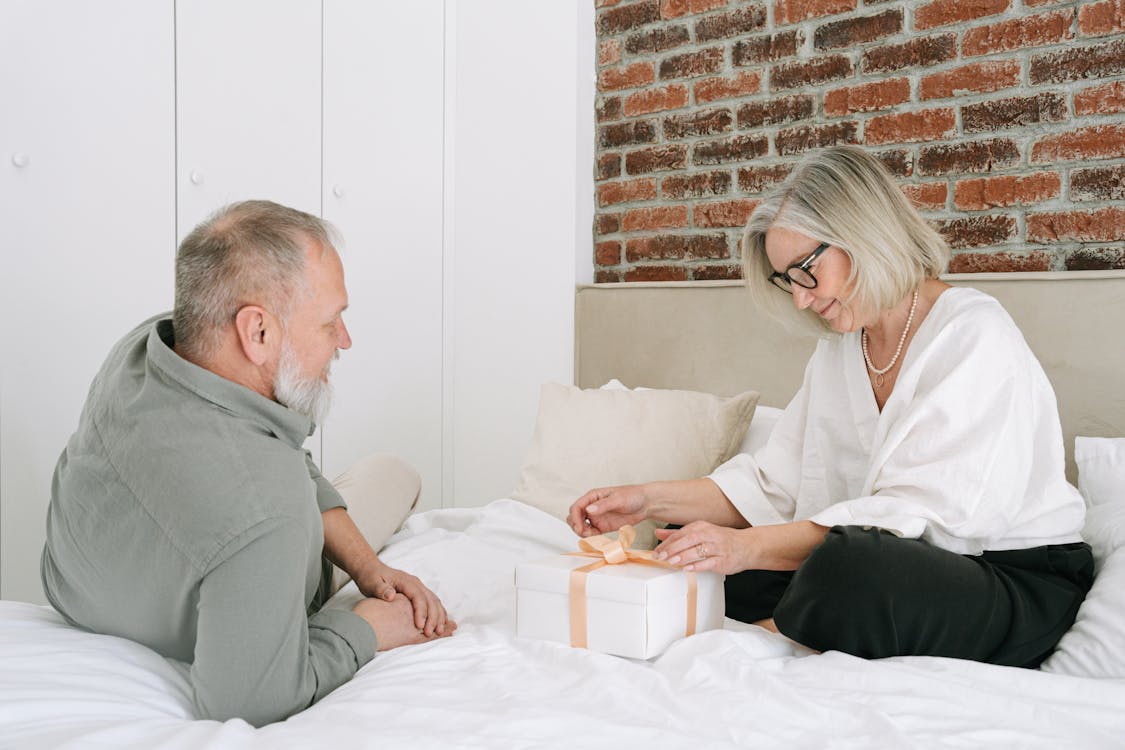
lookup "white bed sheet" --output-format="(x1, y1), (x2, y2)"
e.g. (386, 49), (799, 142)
(3, 499), (1125, 749)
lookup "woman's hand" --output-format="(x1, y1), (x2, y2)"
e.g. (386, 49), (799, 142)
(653, 521), (751, 575)
(568, 484), (650, 537)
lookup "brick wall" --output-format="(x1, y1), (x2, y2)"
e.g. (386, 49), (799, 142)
(592, 0), (1125, 281)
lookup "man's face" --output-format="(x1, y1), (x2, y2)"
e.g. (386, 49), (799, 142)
(272, 240), (351, 423)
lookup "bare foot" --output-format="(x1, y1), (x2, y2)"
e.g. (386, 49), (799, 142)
(352, 595), (456, 651)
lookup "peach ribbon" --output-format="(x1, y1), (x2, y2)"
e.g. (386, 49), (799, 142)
(567, 525), (697, 649)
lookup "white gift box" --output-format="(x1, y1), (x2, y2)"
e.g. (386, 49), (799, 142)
(515, 553), (725, 659)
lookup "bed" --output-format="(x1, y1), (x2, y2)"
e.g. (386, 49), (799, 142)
(3, 271), (1125, 749)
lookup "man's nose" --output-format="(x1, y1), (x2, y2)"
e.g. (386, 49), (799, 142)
(338, 319), (353, 350)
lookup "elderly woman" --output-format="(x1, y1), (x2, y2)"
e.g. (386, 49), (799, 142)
(567, 145), (1092, 667)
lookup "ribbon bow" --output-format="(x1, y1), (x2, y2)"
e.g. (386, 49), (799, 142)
(567, 525), (697, 650)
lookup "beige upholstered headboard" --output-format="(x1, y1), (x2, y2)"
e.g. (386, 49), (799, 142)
(575, 271), (1125, 482)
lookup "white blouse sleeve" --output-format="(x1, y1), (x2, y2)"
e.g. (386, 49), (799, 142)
(708, 353), (817, 527)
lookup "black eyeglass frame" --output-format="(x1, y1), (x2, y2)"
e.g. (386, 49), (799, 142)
(767, 242), (831, 294)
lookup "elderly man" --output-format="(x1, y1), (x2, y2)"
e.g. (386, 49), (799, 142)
(41, 200), (453, 726)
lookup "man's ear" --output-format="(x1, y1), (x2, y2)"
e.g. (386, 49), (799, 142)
(233, 305), (278, 367)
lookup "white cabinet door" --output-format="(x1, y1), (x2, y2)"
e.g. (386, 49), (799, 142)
(175, 0), (322, 239)
(321, 0), (445, 509)
(0, 0), (176, 602)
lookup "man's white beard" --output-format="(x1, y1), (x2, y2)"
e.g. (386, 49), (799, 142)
(274, 342), (335, 425)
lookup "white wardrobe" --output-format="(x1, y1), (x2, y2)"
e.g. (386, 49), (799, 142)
(0, 0), (595, 603)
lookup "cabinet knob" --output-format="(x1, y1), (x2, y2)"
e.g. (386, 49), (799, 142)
(11, 153), (29, 168)
(190, 170), (204, 185)
(332, 185), (344, 198)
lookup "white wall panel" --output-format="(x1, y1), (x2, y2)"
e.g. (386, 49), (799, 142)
(175, 0), (321, 239)
(0, 0), (175, 602)
(321, 0), (445, 509)
(447, 0), (581, 507)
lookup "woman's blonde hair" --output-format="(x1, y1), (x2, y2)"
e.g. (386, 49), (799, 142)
(742, 145), (950, 333)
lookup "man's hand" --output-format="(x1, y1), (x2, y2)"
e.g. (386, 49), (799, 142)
(356, 563), (455, 638)
(352, 595), (453, 651)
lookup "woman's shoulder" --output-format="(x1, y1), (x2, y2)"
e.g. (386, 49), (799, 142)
(929, 286), (1024, 346)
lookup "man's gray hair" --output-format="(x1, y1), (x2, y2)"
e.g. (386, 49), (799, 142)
(173, 200), (336, 360)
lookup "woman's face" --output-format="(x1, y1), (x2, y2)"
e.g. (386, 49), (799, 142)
(764, 226), (862, 333)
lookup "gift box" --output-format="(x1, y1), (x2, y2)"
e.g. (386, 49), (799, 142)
(515, 526), (725, 659)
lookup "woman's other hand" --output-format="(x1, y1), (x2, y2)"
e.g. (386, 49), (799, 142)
(653, 521), (751, 575)
(568, 485), (649, 537)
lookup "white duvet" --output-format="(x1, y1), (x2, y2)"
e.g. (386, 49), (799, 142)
(2, 499), (1124, 749)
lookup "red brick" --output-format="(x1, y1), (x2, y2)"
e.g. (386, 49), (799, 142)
(598, 0), (625, 6)
(1027, 206), (1125, 242)
(625, 26), (691, 54)
(659, 47), (724, 80)
(1030, 39), (1125, 84)
(738, 94), (815, 128)
(862, 34), (956, 74)
(1065, 247), (1125, 271)
(901, 182), (948, 211)
(776, 121), (859, 155)
(775, 0), (857, 26)
(1026, 0), (1069, 6)
(597, 153), (622, 181)
(1078, 0), (1125, 36)
(597, 178), (658, 207)
(625, 144), (688, 174)
(660, 0), (729, 19)
(692, 263), (744, 280)
(877, 150), (914, 177)
(865, 108), (956, 146)
(597, 96), (623, 122)
(1031, 124), (1125, 163)
(814, 9), (902, 49)
(600, 40), (622, 67)
(915, 0), (1010, 30)
(599, 120), (657, 148)
(917, 139), (1020, 176)
(1071, 165), (1125, 201)
(596, 240), (622, 266)
(622, 205), (690, 231)
(623, 265), (689, 282)
(738, 164), (794, 192)
(824, 78), (910, 116)
(1075, 81), (1125, 115)
(692, 134), (769, 165)
(962, 9), (1074, 57)
(936, 215), (1017, 248)
(599, 62), (656, 92)
(663, 108), (734, 139)
(595, 269), (624, 283)
(771, 55), (853, 91)
(695, 199), (759, 227)
(920, 60), (1021, 100)
(694, 71), (762, 103)
(662, 171), (732, 199)
(695, 5), (767, 41)
(598, 1), (661, 34)
(733, 31), (802, 66)
(962, 93), (1067, 134)
(947, 251), (1053, 273)
(626, 233), (730, 260)
(623, 84), (690, 116)
(595, 213), (622, 235)
(953, 173), (1061, 211)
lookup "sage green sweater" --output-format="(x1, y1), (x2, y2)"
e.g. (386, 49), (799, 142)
(42, 314), (376, 727)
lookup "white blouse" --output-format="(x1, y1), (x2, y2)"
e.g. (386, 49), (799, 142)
(709, 287), (1086, 555)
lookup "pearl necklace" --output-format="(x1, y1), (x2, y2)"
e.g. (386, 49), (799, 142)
(861, 289), (919, 388)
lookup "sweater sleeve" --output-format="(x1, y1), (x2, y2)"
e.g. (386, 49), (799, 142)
(305, 451), (347, 513)
(190, 517), (376, 727)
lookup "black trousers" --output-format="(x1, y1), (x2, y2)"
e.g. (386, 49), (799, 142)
(725, 525), (1094, 668)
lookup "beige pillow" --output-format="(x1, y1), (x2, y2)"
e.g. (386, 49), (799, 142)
(511, 382), (759, 547)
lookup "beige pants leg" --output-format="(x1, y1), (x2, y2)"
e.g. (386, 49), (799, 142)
(328, 453), (422, 595)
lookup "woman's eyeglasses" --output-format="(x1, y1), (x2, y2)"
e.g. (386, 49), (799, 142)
(768, 242), (830, 294)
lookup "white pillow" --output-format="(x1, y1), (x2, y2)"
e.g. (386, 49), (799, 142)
(511, 382), (759, 546)
(1041, 436), (1125, 678)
